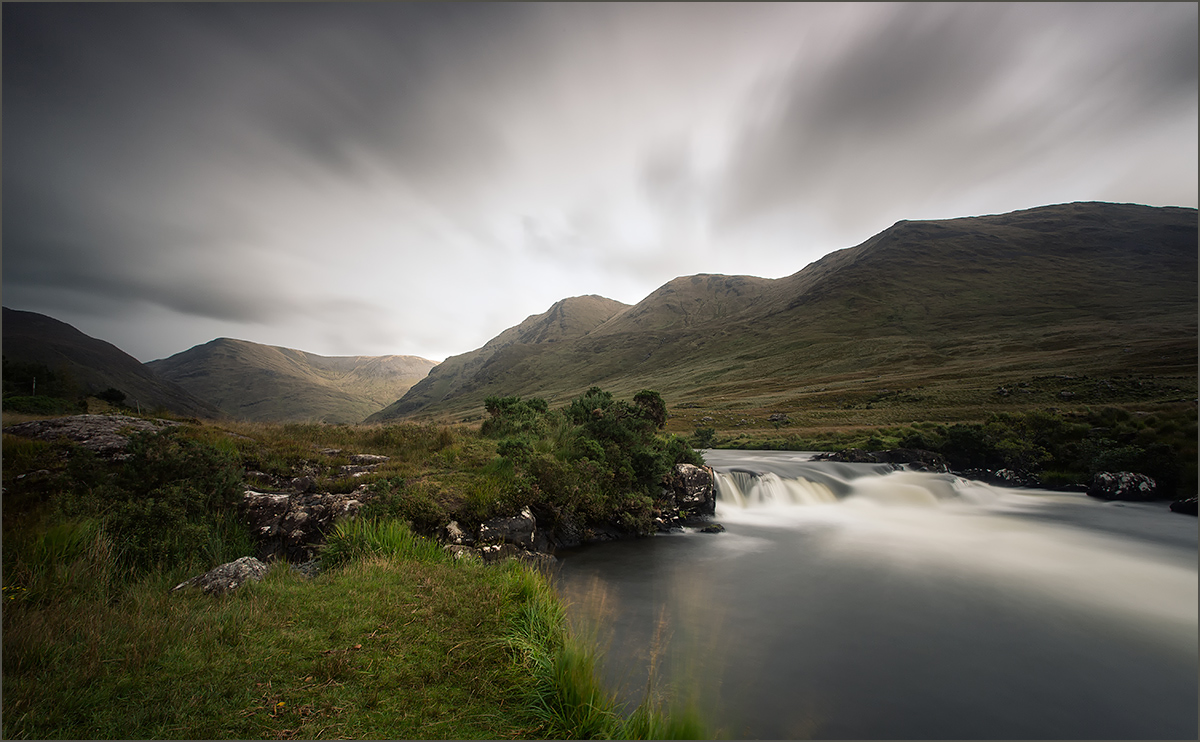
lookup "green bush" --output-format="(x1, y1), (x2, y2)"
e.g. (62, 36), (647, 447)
(484, 388), (703, 536)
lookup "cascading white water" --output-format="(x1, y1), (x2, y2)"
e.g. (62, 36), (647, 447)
(555, 449), (1199, 739)
(713, 470), (838, 507)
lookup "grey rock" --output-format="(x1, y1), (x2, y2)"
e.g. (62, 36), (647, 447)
(172, 556), (268, 596)
(672, 463), (716, 516)
(3, 414), (180, 457)
(291, 475), (316, 493)
(478, 507), (537, 549)
(1088, 471), (1158, 501)
(243, 489), (372, 562)
(350, 453), (389, 465)
(443, 520), (470, 545)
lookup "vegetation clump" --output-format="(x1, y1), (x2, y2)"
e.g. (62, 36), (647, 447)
(480, 387), (703, 540)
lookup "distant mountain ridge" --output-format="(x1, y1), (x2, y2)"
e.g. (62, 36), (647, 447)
(147, 338), (438, 424)
(367, 295), (628, 422)
(2, 307), (221, 418)
(369, 201), (1198, 422)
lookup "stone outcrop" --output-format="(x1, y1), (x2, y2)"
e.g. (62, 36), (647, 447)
(2, 414), (180, 457)
(478, 507), (537, 549)
(440, 507), (558, 566)
(958, 468), (1042, 488)
(243, 488), (369, 562)
(813, 448), (948, 472)
(1087, 471), (1157, 501)
(669, 463), (717, 516)
(171, 556), (269, 596)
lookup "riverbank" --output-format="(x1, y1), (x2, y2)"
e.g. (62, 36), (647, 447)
(1, 405), (707, 739)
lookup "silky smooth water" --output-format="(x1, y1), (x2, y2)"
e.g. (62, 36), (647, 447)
(553, 450), (1198, 739)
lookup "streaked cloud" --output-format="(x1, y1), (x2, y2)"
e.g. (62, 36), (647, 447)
(3, 3), (1195, 362)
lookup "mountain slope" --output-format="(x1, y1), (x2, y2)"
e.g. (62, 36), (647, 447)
(147, 338), (438, 423)
(372, 201), (1197, 423)
(2, 308), (222, 418)
(365, 295), (629, 422)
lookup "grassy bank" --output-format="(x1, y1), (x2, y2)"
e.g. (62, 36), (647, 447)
(1, 395), (707, 740)
(2, 517), (700, 739)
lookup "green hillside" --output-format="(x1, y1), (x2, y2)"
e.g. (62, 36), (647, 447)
(371, 202), (1197, 429)
(2, 308), (221, 418)
(366, 295), (629, 422)
(148, 338), (438, 424)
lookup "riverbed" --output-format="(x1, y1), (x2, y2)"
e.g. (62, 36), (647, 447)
(553, 450), (1198, 739)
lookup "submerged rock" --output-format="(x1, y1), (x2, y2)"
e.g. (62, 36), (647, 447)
(1169, 497), (1197, 516)
(814, 448), (948, 473)
(1087, 471), (1157, 501)
(171, 556), (268, 596)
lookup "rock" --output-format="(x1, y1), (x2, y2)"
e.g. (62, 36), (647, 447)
(443, 520), (471, 545)
(878, 448), (949, 473)
(350, 453), (389, 465)
(478, 507), (537, 549)
(699, 523), (726, 533)
(290, 475), (315, 493)
(3, 414), (179, 457)
(171, 556), (268, 596)
(768, 413), (790, 423)
(813, 448), (878, 464)
(1087, 471), (1158, 501)
(243, 489), (371, 562)
(814, 448), (946, 472)
(444, 544), (482, 562)
(1169, 497), (1197, 515)
(671, 463), (716, 516)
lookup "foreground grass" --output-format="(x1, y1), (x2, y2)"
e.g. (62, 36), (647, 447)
(2, 514), (706, 740)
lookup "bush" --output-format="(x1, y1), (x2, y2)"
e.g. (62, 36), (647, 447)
(486, 388), (702, 536)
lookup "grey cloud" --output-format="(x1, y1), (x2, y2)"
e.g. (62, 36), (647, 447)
(716, 3), (1198, 230)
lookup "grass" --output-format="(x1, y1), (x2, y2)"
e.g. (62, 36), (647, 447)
(2, 416), (711, 739)
(3, 518), (709, 739)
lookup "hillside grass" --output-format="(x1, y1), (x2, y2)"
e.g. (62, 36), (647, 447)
(1, 401), (708, 740)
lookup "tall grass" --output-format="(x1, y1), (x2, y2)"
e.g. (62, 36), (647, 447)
(320, 517), (448, 569)
(500, 564), (708, 739)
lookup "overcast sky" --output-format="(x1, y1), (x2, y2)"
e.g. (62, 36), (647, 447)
(4, 2), (1196, 363)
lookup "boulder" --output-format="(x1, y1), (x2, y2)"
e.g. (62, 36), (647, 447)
(171, 556), (268, 596)
(443, 520), (471, 545)
(243, 489), (368, 562)
(1087, 471), (1158, 501)
(478, 507), (537, 549)
(671, 463), (716, 516)
(2, 414), (179, 457)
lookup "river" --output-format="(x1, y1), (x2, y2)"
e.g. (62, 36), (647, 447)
(552, 450), (1198, 739)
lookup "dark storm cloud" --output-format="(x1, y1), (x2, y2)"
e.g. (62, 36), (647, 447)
(2, 2), (531, 327)
(717, 3), (1199, 229)
(3, 3), (1194, 361)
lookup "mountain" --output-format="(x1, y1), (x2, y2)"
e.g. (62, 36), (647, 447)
(370, 202), (1197, 423)
(2, 307), (221, 418)
(147, 338), (438, 424)
(365, 295), (630, 421)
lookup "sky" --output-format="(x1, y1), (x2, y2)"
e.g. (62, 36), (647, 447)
(4, 2), (1197, 363)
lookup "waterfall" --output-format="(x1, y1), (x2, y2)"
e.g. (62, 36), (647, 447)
(706, 450), (997, 509)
